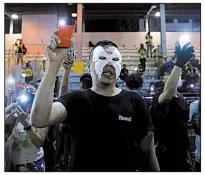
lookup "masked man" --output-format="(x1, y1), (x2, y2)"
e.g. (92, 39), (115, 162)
(31, 31), (160, 172)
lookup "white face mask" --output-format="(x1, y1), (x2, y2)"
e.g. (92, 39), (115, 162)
(92, 46), (122, 79)
(177, 76), (182, 88)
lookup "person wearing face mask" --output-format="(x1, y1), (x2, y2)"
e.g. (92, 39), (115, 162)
(5, 83), (49, 172)
(150, 42), (195, 172)
(31, 31), (160, 172)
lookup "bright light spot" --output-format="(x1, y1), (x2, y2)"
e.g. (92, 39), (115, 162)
(19, 94), (28, 103)
(8, 77), (15, 84)
(59, 20), (66, 26)
(22, 73), (26, 78)
(190, 84), (194, 88)
(179, 33), (191, 47)
(155, 12), (160, 17)
(150, 87), (154, 91)
(134, 67), (137, 71)
(11, 14), (18, 19)
(71, 13), (77, 17)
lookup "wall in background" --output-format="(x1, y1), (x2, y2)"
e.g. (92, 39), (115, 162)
(82, 32), (200, 48)
(21, 13), (57, 56)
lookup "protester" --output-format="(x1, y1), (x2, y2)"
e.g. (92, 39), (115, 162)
(120, 64), (129, 81)
(15, 39), (27, 66)
(31, 34), (160, 171)
(125, 73), (152, 106)
(125, 73), (143, 95)
(189, 99), (200, 172)
(80, 73), (92, 90)
(5, 83), (49, 172)
(150, 42), (195, 172)
(145, 31), (153, 58)
(138, 44), (147, 72)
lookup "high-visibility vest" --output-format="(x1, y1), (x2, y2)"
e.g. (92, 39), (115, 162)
(139, 49), (146, 59)
(16, 43), (23, 52)
(156, 48), (161, 57)
(146, 35), (152, 44)
(25, 68), (33, 77)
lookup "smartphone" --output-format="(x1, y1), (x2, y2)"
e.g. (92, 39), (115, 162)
(57, 20), (77, 48)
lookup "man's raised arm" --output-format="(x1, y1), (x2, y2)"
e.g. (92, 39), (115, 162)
(158, 42), (194, 105)
(31, 31), (71, 128)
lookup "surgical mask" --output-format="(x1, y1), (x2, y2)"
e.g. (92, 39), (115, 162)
(92, 46), (122, 79)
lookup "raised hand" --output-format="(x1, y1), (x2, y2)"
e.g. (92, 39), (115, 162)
(46, 30), (72, 70)
(62, 57), (74, 71)
(175, 42), (195, 68)
(15, 105), (29, 127)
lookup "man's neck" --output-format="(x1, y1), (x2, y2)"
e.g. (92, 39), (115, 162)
(91, 84), (121, 97)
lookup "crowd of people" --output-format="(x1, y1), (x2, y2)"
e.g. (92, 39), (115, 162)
(5, 31), (200, 172)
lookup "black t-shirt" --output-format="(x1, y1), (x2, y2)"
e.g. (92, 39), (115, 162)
(56, 89), (153, 171)
(150, 93), (190, 169)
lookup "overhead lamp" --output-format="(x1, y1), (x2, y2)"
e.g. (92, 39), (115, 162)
(72, 13), (77, 17)
(155, 12), (160, 17)
(11, 14), (18, 19)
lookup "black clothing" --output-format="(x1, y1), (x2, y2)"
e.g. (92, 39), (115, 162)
(120, 68), (129, 81)
(56, 89), (153, 171)
(140, 58), (146, 72)
(150, 93), (192, 172)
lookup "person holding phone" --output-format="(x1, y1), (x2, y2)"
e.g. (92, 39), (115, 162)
(5, 83), (49, 172)
(31, 30), (160, 171)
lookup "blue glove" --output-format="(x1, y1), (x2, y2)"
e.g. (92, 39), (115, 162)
(175, 42), (194, 68)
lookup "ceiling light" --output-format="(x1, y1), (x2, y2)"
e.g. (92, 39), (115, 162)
(155, 12), (160, 17)
(72, 13), (77, 17)
(11, 14), (18, 19)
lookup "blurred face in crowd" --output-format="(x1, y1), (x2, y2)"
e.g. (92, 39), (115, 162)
(89, 45), (122, 86)
(123, 64), (126, 69)
(161, 70), (182, 88)
(140, 44), (144, 49)
(17, 39), (20, 44)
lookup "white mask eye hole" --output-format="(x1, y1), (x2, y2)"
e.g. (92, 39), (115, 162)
(112, 57), (119, 61)
(99, 56), (106, 60)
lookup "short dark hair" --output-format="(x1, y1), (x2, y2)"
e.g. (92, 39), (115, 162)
(125, 73), (143, 90)
(157, 61), (175, 79)
(88, 40), (118, 62)
(80, 73), (92, 89)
